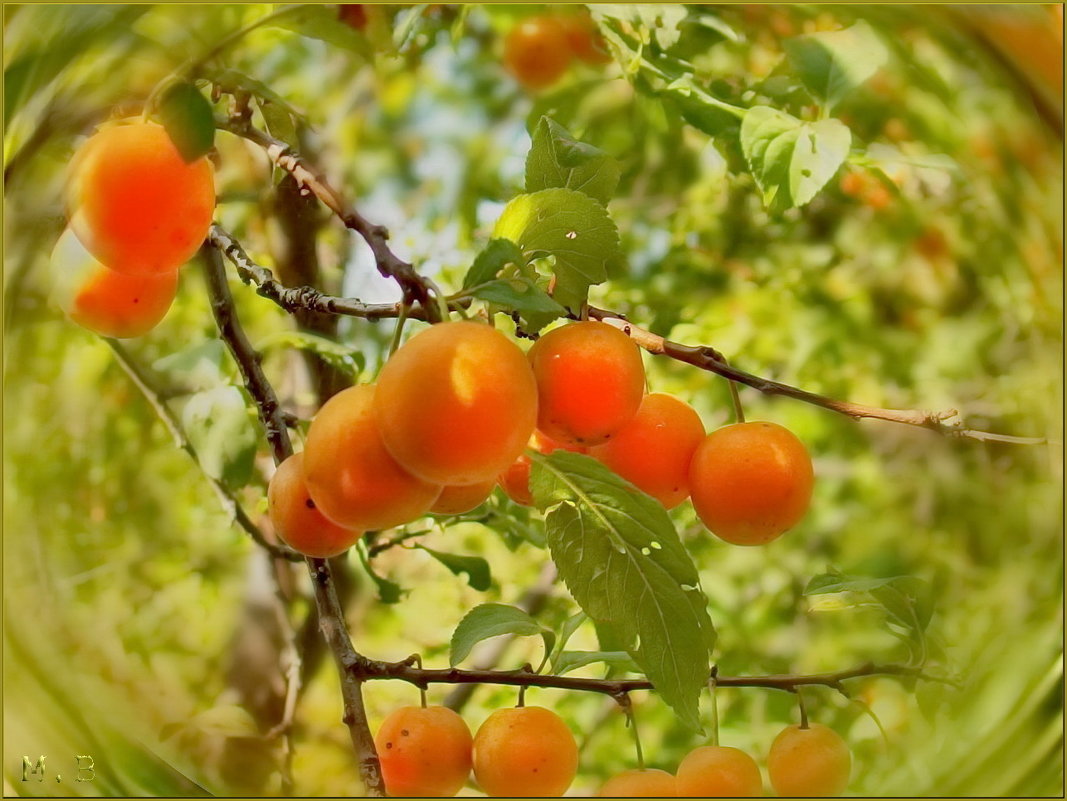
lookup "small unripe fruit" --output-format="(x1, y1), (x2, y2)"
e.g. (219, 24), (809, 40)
(590, 393), (705, 509)
(50, 227), (178, 338)
(767, 723), (850, 797)
(67, 121), (215, 275)
(688, 421), (814, 545)
(499, 431), (586, 507)
(675, 745), (762, 797)
(375, 706), (473, 798)
(376, 321), (538, 486)
(529, 321), (646, 447)
(473, 706), (578, 797)
(304, 385), (442, 530)
(504, 16), (573, 90)
(600, 768), (678, 797)
(430, 480), (496, 515)
(267, 453), (361, 558)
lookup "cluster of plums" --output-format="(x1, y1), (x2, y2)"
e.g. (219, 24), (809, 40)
(269, 319), (814, 557)
(374, 702), (850, 797)
(52, 120), (216, 338)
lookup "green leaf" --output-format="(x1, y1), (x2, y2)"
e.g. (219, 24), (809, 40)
(462, 238), (526, 290)
(357, 545), (404, 604)
(152, 340), (226, 393)
(469, 278), (566, 315)
(256, 330), (364, 378)
(590, 5), (688, 51)
(805, 572), (907, 595)
(416, 545), (491, 592)
(530, 451), (715, 731)
(180, 387), (257, 490)
(158, 83), (215, 163)
(526, 117), (620, 206)
(258, 99), (297, 149)
(554, 650), (639, 676)
(272, 5), (374, 59)
(449, 603), (555, 667)
(783, 20), (889, 111)
(493, 188), (619, 316)
(740, 106), (851, 211)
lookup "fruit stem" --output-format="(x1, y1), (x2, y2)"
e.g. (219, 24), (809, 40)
(708, 668), (720, 747)
(620, 695), (645, 771)
(726, 373), (745, 423)
(389, 302), (410, 357)
(796, 687), (809, 729)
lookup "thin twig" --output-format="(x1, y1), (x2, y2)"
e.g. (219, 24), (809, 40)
(587, 308), (1048, 445)
(105, 339), (300, 561)
(201, 245), (386, 796)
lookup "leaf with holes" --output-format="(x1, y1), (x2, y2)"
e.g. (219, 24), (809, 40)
(493, 188), (619, 318)
(450, 603), (555, 667)
(530, 451), (715, 731)
(526, 117), (620, 206)
(740, 106), (851, 211)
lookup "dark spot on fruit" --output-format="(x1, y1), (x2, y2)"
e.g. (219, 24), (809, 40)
(385, 742), (393, 749)
(305, 498), (316, 509)
(401, 729), (409, 736)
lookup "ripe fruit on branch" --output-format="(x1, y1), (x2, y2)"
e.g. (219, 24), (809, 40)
(472, 706), (578, 797)
(67, 121), (215, 275)
(767, 723), (851, 797)
(590, 393), (705, 509)
(375, 705), (473, 798)
(599, 768), (678, 797)
(504, 16), (573, 90)
(674, 745), (763, 797)
(431, 479), (496, 515)
(267, 452), (361, 558)
(303, 385), (442, 531)
(688, 421), (814, 545)
(560, 14), (612, 65)
(499, 431), (586, 507)
(528, 321), (646, 447)
(338, 4), (367, 30)
(50, 227), (178, 338)
(375, 321), (538, 486)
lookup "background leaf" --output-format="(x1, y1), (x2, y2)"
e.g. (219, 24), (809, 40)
(784, 21), (890, 110)
(416, 545), (492, 592)
(525, 117), (620, 206)
(179, 386), (257, 490)
(450, 603), (555, 667)
(157, 83), (215, 163)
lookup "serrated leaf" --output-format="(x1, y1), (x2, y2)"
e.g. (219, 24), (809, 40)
(805, 572), (908, 595)
(158, 83), (215, 163)
(493, 188), (619, 315)
(416, 545), (491, 592)
(256, 330), (363, 378)
(450, 603), (555, 667)
(462, 238), (525, 290)
(469, 278), (566, 315)
(783, 21), (889, 111)
(152, 340), (226, 393)
(526, 117), (620, 205)
(530, 451), (715, 731)
(554, 650), (639, 676)
(740, 106), (851, 211)
(181, 386), (257, 490)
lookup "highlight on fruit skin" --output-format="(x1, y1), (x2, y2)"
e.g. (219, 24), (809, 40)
(589, 393), (705, 509)
(503, 15), (573, 90)
(767, 723), (851, 797)
(472, 705), (579, 797)
(498, 430), (586, 507)
(50, 227), (179, 338)
(303, 384), (442, 531)
(674, 744), (763, 797)
(267, 452), (361, 558)
(688, 421), (814, 545)
(375, 321), (538, 486)
(599, 767), (678, 797)
(66, 120), (215, 276)
(528, 320), (646, 448)
(374, 705), (473, 798)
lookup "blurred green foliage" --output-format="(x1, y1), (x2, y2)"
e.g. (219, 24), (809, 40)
(4, 4), (1062, 797)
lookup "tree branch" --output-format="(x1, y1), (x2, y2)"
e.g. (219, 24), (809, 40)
(587, 308), (1049, 445)
(217, 118), (444, 320)
(105, 339), (301, 561)
(201, 245), (386, 796)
